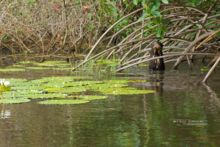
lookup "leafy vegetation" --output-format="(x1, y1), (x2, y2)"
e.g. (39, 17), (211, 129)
(0, 70), (155, 104)
(0, 86), (10, 93)
(0, 98), (30, 104)
(38, 99), (89, 105)
(0, 68), (26, 72)
(0, 0), (218, 56)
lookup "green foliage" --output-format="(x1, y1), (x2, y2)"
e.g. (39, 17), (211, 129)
(129, 0), (168, 38)
(96, 0), (216, 39)
(200, 66), (209, 73)
(98, 0), (119, 23)
(26, 0), (36, 7)
(161, 0), (169, 4)
(171, 0), (216, 7)
(96, 0), (169, 38)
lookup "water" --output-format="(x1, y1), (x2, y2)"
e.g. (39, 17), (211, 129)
(0, 67), (219, 147)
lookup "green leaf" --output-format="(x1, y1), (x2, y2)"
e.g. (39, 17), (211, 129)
(38, 99), (89, 105)
(161, 0), (169, 4)
(0, 98), (30, 104)
(152, 10), (161, 17)
(133, 0), (138, 5)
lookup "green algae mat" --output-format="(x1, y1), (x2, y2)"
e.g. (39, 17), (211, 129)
(0, 77), (154, 105)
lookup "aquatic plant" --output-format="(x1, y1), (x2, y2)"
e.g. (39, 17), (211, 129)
(0, 61), (73, 73)
(78, 95), (107, 100)
(38, 99), (89, 105)
(0, 75), (155, 105)
(0, 98), (30, 104)
(0, 79), (10, 87)
(0, 79), (11, 93)
(0, 68), (25, 72)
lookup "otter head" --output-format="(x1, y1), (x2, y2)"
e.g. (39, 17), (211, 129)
(152, 41), (163, 55)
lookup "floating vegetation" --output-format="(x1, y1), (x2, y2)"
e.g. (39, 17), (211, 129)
(0, 74), (155, 105)
(44, 87), (87, 94)
(0, 86), (10, 93)
(64, 80), (102, 87)
(38, 99), (89, 105)
(0, 79), (11, 93)
(26, 66), (52, 70)
(0, 60), (156, 105)
(0, 68), (25, 72)
(38, 95), (107, 105)
(0, 60), (123, 74)
(93, 59), (120, 74)
(18, 61), (38, 65)
(0, 60), (72, 72)
(200, 66), (209, 73)
(78, 95), (107, 100)
(0, 98), (30, 104)
(27, 60), (71, 71)
(96, 59), (119, 67)
(34, 61), (70, 67)
(2, 91), (67, 99)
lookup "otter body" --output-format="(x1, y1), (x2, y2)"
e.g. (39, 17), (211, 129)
(149, 41), (165, 71)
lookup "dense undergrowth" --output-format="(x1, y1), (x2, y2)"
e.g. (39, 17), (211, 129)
(0, 0), (218, 56)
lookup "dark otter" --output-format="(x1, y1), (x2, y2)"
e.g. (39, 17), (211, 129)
(149, 41), (165, 71)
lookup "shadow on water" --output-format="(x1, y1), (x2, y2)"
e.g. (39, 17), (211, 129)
(0, 65), (220, 147)
(149, 72), (164, 97)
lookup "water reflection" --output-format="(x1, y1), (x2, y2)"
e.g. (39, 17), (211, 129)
(149, 72), (164, 97)
(0, 107), (11, 119)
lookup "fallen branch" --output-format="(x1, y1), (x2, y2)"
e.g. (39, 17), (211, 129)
(202, 56), (220, 83)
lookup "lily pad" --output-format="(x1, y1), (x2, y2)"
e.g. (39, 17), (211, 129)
(0, 76), (154, 105)
(38, 99), (89, 105)
(0, 86), (10, 93)
(33, 61), (70, 67)
(78, 95), (107, 100)
(18, 61), (38, 65)
(54, 67), (72, 71)
(26, 66), (51, 70)
(0, 98), (30, 104)
(44, 87), (86, 94)
(64, 80), (102, 87)
(2, 91), (67, 99)
(0, 68), (25, 72)
(12, 60), (72, 71)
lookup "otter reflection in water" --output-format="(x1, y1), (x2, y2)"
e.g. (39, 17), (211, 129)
(149, 73), (164, 97)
